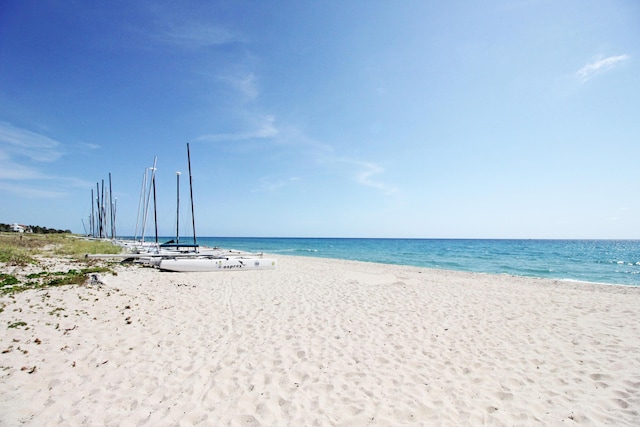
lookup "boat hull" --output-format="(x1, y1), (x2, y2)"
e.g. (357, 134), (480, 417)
(158, 257), (277, 272)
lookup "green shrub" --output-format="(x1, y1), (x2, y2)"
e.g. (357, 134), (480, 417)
(0, 273), (19, 287)
(1, 267), (115, 295)
(8, 321), (27, 329)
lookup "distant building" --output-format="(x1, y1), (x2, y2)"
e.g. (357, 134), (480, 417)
(11, 223), (29, 233)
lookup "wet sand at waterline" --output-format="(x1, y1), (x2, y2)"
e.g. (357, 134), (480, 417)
(1, 255), (639, 425)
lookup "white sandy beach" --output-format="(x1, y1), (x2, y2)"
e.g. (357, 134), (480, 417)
(1, 254), (639, 426)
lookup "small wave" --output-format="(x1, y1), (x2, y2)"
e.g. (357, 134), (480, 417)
(556, 278), (629, 287)
(503, 266), (554, 276)
(433, 261), (464, 269)
(613, 260), (640, 266)
(271, 248), (318, 254)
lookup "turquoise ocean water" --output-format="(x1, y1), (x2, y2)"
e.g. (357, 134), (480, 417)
(159, 237), (639, 286)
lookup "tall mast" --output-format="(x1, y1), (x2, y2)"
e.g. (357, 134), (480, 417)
(134, 169), (147, 242)
(152, 173), (158, 244)
(109, 173), (114, 239)
(176, 172), (181, 245)
(91, 189), (95, 237)
(187, 143), (197, 246)
(113, 198), (117, 239)
(96, 182), (102, 238)
(141, 156), (157, 243)
(101, 179), (106, 238)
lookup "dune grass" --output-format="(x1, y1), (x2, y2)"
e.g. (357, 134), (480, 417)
(0, 234), (41, 265)
(52, 237), (122, 257)
(0, 233), (121, 295)
(0, 233), (121, 265)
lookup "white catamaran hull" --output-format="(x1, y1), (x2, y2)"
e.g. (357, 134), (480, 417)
(158, 257), (277, 272)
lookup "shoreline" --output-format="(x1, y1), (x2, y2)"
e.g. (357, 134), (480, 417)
(161, 237), (640, 286)
(2, 254), (639, 425)
(283, 254), (640, 289)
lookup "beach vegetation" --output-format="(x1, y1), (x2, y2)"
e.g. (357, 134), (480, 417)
(1, 273), (19, 287)
(0, 232), (121, 264)
(52, 237), (122, 257)
(7, 321), (27, 329)
(49, 307), (65, 317)
(0, 233), (120, 295)
(0, 244), (37, 265)
(0, 266), (115, 296)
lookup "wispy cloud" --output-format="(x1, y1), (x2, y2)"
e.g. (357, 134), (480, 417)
(254, 176), (300, 193)
(350, 160), (398, 196)
(197, 113), (397, 196)
(0, 123), (90, 198)
(220, 72), (259, 100)
(0, 122), (62, 162)
(576, 54), (629, 82)
(0, 182), (66, 199)
(160, 22), (241, 48)
(0, 152), (45, 180)
(196, 115), (279, 143)
(78, 142), (100, 150)
(134, 1), (246, 50)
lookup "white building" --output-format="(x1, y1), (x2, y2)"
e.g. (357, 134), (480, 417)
(11, 223), (26, 233)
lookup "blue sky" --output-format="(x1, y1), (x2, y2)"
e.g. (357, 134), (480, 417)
(1, 0), (638, 238)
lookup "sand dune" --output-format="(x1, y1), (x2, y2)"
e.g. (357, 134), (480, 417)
(1, 255), (639, 425)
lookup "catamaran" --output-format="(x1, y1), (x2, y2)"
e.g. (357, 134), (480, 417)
(158, 255), (277, 272)
(90, 143), (277, 273)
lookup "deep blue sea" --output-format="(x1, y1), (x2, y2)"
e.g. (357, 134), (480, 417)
(175, 237), (640, 286)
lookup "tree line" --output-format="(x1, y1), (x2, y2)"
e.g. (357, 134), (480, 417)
(0, 223), (72, 234)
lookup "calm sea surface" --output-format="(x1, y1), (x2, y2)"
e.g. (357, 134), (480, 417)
(173, 238), (640, 286)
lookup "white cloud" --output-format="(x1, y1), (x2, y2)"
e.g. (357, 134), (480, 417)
(197, 115), (279, 143)
(349, 160), (398, 196)
(0, 156), (45, 180)
(221, 72), (258, 99)
(576, 54), (630, 82)
(156, 19), (243, 49)
(254, 115), (279, 138)
(78, 142), (101, 150)
(0, 122), (62, 162)
(0, 182), (66, 199)
(255, 176), (300, 193)
(0, 123), (91, 198)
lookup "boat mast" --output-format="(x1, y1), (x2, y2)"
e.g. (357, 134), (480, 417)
(187, 143), (197, 246)
(101, 179), (106, 238)
(96, 182), (102, 238)
(176, 171), (181, 246)
(91, 189), (95, 237)
(113, 198), (117, 239)
(141, 156), (157, 243)
(109, 173), (114, 239)
(152, 173), (158, 244)
(134, 169), (147, 242)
